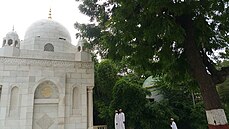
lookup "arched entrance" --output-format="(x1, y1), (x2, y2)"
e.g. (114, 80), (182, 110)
(32, 81), (59, 129)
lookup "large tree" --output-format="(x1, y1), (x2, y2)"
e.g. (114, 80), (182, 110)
(75, 0), (229, 128)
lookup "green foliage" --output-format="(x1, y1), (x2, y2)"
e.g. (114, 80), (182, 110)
(77, 0), (229, 128)
(75, 3), (229, 117)
(141, 101), (175, 129)
(217, 60), (229, 109)
(189, 102), (208, 129)
(95, 59), (118, 101)
(93, 59), (118, 125)
(111, 77), (149, 128)
(94, 100), (111, 124)
(76, 0), (229, 62)
(162, 88), (207, 129)
(93, 60), (208, 128)
(217, 78), (229, 104)
(154, 74), (207, 129)
(224, 105), (229, 122)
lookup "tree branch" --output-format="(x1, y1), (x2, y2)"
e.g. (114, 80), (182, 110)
(201, 50), (229, 85)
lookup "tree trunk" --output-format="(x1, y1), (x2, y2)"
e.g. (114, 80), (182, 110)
(181, 15), (229, 129)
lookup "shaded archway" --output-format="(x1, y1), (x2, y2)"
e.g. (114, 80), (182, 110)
(32, 81), (59, 129)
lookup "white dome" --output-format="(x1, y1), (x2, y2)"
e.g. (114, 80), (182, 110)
(24, 19), (71, 43)
(6, 31), (19, 39)
(21, 19), (75, 53)
(143, 76), (163, 102)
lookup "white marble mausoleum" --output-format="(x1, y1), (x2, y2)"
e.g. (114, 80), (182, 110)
(0, 14), (94, 129)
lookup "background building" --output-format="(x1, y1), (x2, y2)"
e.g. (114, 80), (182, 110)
(0, 14), (94, 129)
(143, 76), (163, 102)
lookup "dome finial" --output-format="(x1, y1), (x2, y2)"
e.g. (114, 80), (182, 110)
(12, 25), (14, 31)
(48, 8), (52, 19)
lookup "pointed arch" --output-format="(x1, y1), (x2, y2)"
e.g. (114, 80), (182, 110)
(73, 87), (81, 109)
(3, 39), (6, 46)
(32, 80), (63, 129)
(8, 39), (13, 46)
(34, 80), (59, 99)
(71, 85), (82, 115)
(32, 78), (63, 95)
(44, 43), (54, 52)
(9, 86), (19, 117)
(15, 40), (18, 47)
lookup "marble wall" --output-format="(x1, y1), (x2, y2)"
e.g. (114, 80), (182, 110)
(0, 56), (94, 129)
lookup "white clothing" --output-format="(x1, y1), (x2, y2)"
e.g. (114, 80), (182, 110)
(170, 121), (178, 129)
(115, 113), (120, 129)
(119, 112), (125, 129)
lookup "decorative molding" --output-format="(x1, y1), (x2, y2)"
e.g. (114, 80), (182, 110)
(41, 85), (52, 98)
(20, 53), (75, 61)
(0, 57), (93, 68)
(34, 99), (59, 104)
(36, 114), (54, 129)
(87, 86), (94, 93)
(81, 62), (93, 69)
(34, 81), (59, 99)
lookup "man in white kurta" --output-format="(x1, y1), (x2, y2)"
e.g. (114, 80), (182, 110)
(170, 118), (178, 129)
(119, 109), (125, 129)
(115, 110), (120, 129)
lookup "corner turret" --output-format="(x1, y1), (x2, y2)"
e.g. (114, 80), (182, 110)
(2, 27), (20, 48)
(0, 27), (20, 56)
(75, 39), (92, 61)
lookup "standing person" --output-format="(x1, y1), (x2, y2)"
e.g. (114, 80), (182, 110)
(119, 109), (125, 129)
(170, 118), (178, 129)
(114, 110), (120, 129)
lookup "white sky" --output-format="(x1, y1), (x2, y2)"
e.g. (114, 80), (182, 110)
(0, 0), (90, 46)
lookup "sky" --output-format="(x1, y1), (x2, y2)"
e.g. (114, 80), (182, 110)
(0, 0), (90, 46)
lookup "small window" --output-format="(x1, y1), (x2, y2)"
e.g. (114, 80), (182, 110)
(15, 41), (18, 47)
(82, 46), (86, 51)
(3, 40), (6, 46)
(59, 37), (66, 40)
(8, 39), (13, 46)
(77, 46), (81, 52)
(44, 43), (54, 52)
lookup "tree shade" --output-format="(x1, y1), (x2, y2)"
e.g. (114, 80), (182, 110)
(75, 0), (229, 128)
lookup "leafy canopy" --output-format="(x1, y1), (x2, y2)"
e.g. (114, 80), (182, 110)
(75, 0), (229, 83)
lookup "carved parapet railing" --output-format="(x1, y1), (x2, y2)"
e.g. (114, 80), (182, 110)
(93, 125), (107, 129)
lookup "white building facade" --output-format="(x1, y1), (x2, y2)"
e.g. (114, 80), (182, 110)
(0, 17), (94, 129)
